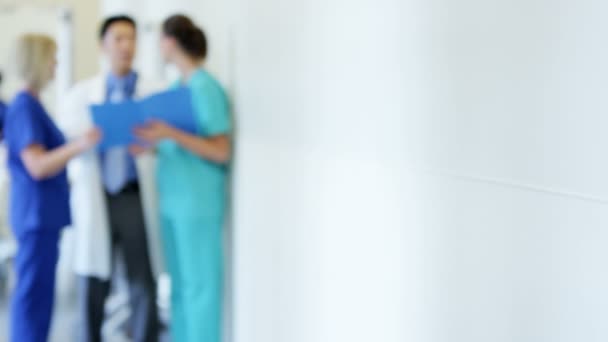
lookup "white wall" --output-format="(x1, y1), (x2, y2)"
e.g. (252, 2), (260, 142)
(229, 0), (608, 339)
(230, 0), (424, 341)
(424, 0), (608, 341)
(99, 0), (608, 341)
(0, 0), (101, 81)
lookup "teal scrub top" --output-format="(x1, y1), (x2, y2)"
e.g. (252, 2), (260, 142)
(157, 69), (231, 220)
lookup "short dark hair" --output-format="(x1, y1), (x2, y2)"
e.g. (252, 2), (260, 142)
(162, 14), (207, 59)
(99, 15), (136, 40)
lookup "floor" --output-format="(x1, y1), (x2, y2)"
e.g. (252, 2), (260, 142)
(0, 279), (80, 341)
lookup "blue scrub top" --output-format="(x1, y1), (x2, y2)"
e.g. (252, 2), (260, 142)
(157, 69), (231, 220)
(4, 91), (71, 233)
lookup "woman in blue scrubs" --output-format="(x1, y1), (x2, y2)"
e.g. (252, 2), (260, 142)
(4, 34), (100, 342)
(134, 15), (231, 342)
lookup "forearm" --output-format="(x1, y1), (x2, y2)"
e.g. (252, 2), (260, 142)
(22, 141), (84, 180)
(170, 130), (231, 164)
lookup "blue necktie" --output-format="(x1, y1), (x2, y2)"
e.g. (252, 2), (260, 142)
(102, 83), (129, 194)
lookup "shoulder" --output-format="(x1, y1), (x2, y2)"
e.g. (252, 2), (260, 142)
(60, 76), (103, 111)
(190, 70), (227, 98)
(7, 92), (37, 114)
(4, 93), (42, 131)
(60, 75), (106, 115)
(191, 70), (222, 88)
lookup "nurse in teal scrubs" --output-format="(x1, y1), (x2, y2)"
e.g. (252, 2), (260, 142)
(134, 15), (230, 342)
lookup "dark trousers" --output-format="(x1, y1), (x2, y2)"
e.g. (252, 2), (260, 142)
(79, 184), (158, 342)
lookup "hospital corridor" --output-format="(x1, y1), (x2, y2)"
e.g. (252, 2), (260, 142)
(1, 0), (608, 342)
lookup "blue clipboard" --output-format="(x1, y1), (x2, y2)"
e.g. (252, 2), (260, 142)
(140, 87), (198, 134)
(90, 101), (143, 150)
(90, 87), (197, 150)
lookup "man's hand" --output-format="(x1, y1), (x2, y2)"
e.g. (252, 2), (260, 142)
(128, 143), (153, 156)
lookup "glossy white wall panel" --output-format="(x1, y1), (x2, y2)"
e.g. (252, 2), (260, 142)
(427, 176), (608, 342)
(426, 0), (608, 198)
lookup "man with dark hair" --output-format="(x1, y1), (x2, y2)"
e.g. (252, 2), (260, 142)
(98, 15), (137, 40)
(57, 15), (162, 342)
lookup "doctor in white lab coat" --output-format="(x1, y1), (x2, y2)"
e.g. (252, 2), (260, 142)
(56, 15), (163, 342)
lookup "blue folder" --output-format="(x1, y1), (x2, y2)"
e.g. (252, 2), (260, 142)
(139, 87), (198, 134)
(90, 87), (197, 150)
(90, 101), (142, 150)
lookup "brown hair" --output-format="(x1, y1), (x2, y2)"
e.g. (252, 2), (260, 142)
(162, 14), (207, 60)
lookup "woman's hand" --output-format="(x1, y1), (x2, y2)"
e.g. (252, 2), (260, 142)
(75, 127), (102, 152)
(134, 120), (177, 144)
(136, 120), (231, 164)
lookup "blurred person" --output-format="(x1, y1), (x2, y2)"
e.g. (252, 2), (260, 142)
(56, 15), (161, 342)
(134, 14), (231, 342)
(0, 71), (6, 139)
(4, 34), (100, 342)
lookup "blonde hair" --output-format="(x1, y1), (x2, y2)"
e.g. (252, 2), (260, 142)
(15, 34), (57, 90)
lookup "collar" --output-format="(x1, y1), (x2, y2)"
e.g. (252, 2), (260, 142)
(106, 70), (138, 94)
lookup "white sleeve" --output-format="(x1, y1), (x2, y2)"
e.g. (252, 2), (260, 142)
(56, 84), (91, 140)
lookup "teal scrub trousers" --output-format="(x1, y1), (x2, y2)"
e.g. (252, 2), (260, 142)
(160, 215), (223, 342)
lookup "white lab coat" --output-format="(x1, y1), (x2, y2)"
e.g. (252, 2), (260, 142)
(57, 73), (164, 280)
